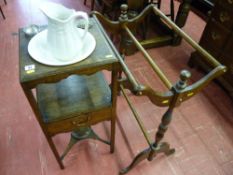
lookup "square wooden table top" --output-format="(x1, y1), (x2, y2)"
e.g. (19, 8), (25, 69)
(19, 17), (119, 88)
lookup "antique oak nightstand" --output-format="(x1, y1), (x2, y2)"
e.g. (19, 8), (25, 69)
(19, 17), (120, 169)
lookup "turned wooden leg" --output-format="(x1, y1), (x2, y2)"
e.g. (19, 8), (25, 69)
(91, 0), (95, 10)
(148, 107), (174, 160)
(110, 118), (116, 153)
(47, 137), (64, 169)
(158, 0), (161, 9)
(119, 70), (191, 174)
(170, 0), (175, 21)
(119, 106), (176, 174)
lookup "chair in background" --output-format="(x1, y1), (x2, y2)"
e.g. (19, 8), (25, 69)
(84, 0), (95, 10)
(101, 0), (124, 20)
(147, 0), (174, 21)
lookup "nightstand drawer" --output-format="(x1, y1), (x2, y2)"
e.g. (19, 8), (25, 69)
(47, 114), (90, 135)
(46, 108), (112, 136)
(200, 18), (230, 50)
(211, 3), (233, 29)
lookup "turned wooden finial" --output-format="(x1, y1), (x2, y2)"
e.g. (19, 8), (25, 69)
(177, 70), (191, 90)
(119, 4), (128, 21)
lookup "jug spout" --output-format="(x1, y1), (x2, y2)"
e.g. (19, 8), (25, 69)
(40, 2), (75, 23)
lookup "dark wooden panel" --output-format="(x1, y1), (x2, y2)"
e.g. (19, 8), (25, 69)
(190, 0), (215, 20)
(211, 2), (233, 30)
(221, 35), (233, 59)
(189, 0), (233, 99)
(200, 18), (230, 50)
(199, 38), (221, 58)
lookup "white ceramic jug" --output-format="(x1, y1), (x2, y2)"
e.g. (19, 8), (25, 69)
(40, 2), (89, 61)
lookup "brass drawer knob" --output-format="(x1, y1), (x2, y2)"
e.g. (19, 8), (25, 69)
(72, 121), (77, 125)
(71, 116), (89, 126)
(211, 31), (220, 40)
(219, 12), (230, 22)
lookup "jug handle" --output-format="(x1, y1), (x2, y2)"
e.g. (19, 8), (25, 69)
(75, 11), (89, 39)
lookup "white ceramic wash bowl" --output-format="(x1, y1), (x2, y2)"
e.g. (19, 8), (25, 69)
(28, 28), (96, 66)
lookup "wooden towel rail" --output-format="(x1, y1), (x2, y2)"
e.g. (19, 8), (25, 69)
(91, 3), (226, 174)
